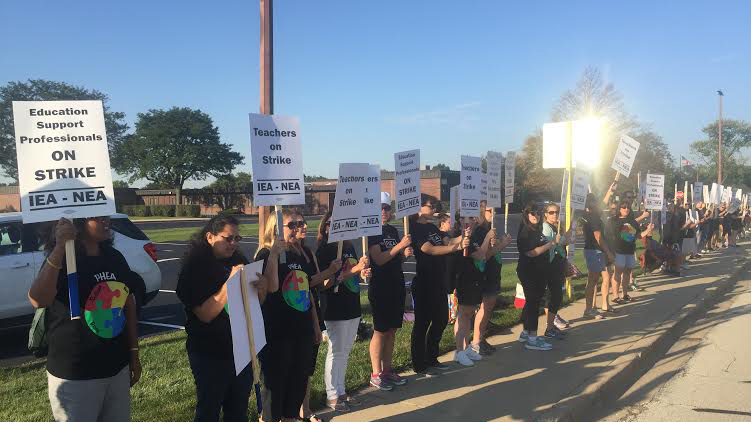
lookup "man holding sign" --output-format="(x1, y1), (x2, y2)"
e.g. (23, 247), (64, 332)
(19, 101), (141, 422)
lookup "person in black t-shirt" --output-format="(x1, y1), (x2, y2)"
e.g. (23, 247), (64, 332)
(367, 192), (413, 391)
(582, 193), (615, 317)
(611, 201), (654, 303)
(176, 215), (269, 422)
(408, 196), (465, 376)
(29, 216), (141, 422)
(315, 211), (370, 412)
(255, 210), (340, 422)
(516, 203), (559, 351)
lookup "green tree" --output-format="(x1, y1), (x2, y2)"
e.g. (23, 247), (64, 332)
(0, 79), (128, 181)
(304, 174), (328, 182)
(432, 163), (451, 171)
(202, 172), (253, 212)
(690, 119), (751, 186)
(112, 107), (243, 204)
(112, 180), (130, 188)
(515, 132), (562, 204)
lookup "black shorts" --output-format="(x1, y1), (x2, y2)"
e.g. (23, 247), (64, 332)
(480, 274), (500, 297)
(456, 277), (482, 306)
(368, 279), (406, 332)
(306, 342), (320, 377)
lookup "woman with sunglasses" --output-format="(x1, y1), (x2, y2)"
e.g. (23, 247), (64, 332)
(314, 211), (370, 411)
(516, 203), (559, 351)
(29, 216), (141, 422)
(540, 203), (573, 339)
(611, 200), (654, 303)
(368, 192), (414, 391)
(255, 210), (340, 422)
(452, 215), (494, 365)
(408, 196), (466, 375)
(176, 215), (269, 422)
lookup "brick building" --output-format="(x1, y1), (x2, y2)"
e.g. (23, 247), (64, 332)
(380, 167), (459, 205)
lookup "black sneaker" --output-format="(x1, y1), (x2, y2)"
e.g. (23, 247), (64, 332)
(428, 361), (451, 371)
(369, 375), (393, 391)
(416, 367), (442, 378)
(478, 340), (496, 355)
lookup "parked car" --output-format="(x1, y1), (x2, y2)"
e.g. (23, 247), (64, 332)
(0, 212), (161, 325)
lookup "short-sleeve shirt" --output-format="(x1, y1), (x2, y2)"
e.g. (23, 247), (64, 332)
(256, 248), (314, 340)
(46, 246), (138, 380)
(582, 210), (604, 251)
(456, 224), (488, 283)
(411, 220), (448, 293)
(479, 222), (503, 287)
(176, 249), (248, 360)
(542, 222), (566, 274)
(316, 241), (362, 321)
(516, 224), (548, 278)
(612, 217), (641, 254)
(368, 224), (404, 289)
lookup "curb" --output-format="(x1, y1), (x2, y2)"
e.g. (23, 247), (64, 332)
(538, 249), (750, 422)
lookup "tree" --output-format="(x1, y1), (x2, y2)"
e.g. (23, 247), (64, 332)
(0, 80), (128, 181)
(515, 132), (562, 204)
(432, 163), (451, 171)
(304, 174), (328, 182)
(112, 107), (243, 204)
(202, 172), (253, 212)
(112, 180), (130, 188)
(690, 119), (751, 186)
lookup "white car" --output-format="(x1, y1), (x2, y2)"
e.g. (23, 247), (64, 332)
(0, 212), (161, 324)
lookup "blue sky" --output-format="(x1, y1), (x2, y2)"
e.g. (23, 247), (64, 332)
(2, 0), (749, 186)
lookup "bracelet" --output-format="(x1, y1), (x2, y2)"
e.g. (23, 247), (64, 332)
(46, 258), (62, 270)
(130, 347), (139, 352)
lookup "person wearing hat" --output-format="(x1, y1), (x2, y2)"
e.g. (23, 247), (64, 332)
(367, 192), (413, 391)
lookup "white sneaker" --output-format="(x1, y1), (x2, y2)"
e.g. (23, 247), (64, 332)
(518, 331), (529, 343)
(525, 336), (553, 351)
(454, 349), (474, 366)
(465, 345), (483, 361)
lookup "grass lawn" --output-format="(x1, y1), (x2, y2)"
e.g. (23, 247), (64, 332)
(1, 245), (648, 421)
(143, 221), (321, 244)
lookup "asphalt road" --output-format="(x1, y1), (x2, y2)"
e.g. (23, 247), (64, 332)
(1, 213), (585, 366)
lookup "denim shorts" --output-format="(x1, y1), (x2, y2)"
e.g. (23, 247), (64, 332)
(615, 253), (636, 269)
(583, 249), (607, 273)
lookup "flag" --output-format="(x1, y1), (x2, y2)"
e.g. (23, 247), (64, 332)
(680, 156), (691, 166)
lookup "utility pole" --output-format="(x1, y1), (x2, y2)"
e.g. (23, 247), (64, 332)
(258, 0), (273, 241)
(717, 90), (723, 184)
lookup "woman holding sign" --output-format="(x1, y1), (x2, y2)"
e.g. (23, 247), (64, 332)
(255, 210), (340, 422)
(315, 211), (370, 411)
(176, 215), (269, 422)
(540, 203), (573, 339)
(611, 200), (654, 303)
(367, 193), (414, 391)
(28, 216), (141, 422)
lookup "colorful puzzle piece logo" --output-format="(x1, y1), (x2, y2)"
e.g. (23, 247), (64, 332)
(282, 270), (311, 312)
(619, 223), (637, 243)
(84, 281), (129, 338)
(342, 257), (360, 293)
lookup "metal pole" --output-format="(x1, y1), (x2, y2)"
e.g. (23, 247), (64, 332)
(258, 0), (273, 244)
(718, 91), (723, 185)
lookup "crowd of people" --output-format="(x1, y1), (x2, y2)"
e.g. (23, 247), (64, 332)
(27, 180), (750, 422)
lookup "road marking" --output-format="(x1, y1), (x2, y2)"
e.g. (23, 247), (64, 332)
(157, 258), (181, 263)
(159, 289), (176, 293)
(139, 321), (185, 330)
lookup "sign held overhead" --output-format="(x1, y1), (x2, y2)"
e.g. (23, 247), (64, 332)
(611, 135), (640, 178)
(393, 149), (421, 218)
(249, 114), (305, 206)
(460, 155), (482, 217)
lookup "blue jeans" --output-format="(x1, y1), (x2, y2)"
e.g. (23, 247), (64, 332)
(187, 351), (254, 422)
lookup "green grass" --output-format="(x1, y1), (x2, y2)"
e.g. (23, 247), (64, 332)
(0, 248), (643, 422)
(143, 220), (321, 243)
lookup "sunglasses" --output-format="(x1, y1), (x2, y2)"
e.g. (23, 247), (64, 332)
(546, 210), (559, 215)
(620, 205), (630, 209)
(286, 221), (305, 230)
(220, 235), (243, 243)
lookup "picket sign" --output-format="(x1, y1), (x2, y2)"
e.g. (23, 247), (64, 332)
(504, 151), (517, 235)
(611, 134), (640, 178)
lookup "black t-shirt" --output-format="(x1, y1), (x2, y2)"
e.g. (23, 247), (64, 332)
(516, 224), (548, 278)
(440, 230), (461, 292)
(611, 217), (641, 254)
(457, 224), (488, 283)
(176, 249), (249, 359)
(256, 248), (314, 340)
(697, 208), (707, 227)
(300, 246), (326, 332)
(368, 224), (404, 290)
(411, 220), (448, 293)
(477, 222), (502, 286)
(46, 246), (137, 380)
(316, 241), (362, 321)
(582, 210), (604, 251)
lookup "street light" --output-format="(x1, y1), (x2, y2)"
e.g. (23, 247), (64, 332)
(718, 90), (723, 184)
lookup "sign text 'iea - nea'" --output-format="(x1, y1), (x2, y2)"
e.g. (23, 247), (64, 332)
(249, 114), (305, 206)
(13, 100), (116, 223)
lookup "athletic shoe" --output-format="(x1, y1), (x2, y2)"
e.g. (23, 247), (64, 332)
(381, 371), (407, 386)
(622, 294), (633, 302)
(478, 340), (496, 355)
(518, 331), (529, 343)
(416, 367), (442, 378)
(327, 399), (351, 412)
(544, 327), (567, 339)
(583, 308), (605, 319)
(369, 374), (393, 391)
(554, 315), (570, 330)
(466, 345), (483, 361)
(681, 264), (689, 270)
(454, 349), (474, 366)
(524, 337), (553, 351)
(428, 361), (451, 371)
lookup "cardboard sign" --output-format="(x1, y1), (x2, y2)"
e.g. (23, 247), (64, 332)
(703, 184), (710, 204)
(721, 186), (731, 204)
(645, 174), (665, 210)
(329, 163), (368, 243)
(693, 182), (704, 204)
(504, 151), (516, 204)
(393, 149), (421, 218)
(486, 151), (503, 208)
(611, 135), (641, 178)
(226, 261), (266, 375)
(480, 172), (488, 204)
(360, 164), (382, 237)
(542, 119), (603, 169)
(249, 114), (305, 206)
(460, 155), (482, 217)
(560, 169), (590, 213)
(12, 100), (116, 223)
(449, 185), (459, 229)
(709, 183), (719, 205)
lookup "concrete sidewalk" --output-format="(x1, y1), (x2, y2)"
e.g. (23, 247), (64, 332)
(326, 244), (749, 422)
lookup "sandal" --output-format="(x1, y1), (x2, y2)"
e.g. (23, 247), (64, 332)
(304, 414), (325, 422)
(622, 295), (633, 302)
(326, 399), (350, 412)
(612, 297), (623, 304)
(601, 307), (618, 313)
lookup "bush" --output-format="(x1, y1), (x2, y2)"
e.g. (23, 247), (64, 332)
(0, 205), (17, 213)
(150, 205), (176, 217)
(176, 205), (201, 217)
(219, 208), (243, 215)
(122, 205), (152, 217)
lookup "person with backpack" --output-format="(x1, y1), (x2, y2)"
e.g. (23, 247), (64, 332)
(28, 216), (141, 422)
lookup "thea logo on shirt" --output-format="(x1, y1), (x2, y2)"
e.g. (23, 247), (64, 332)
(93, 271), (117, 282)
